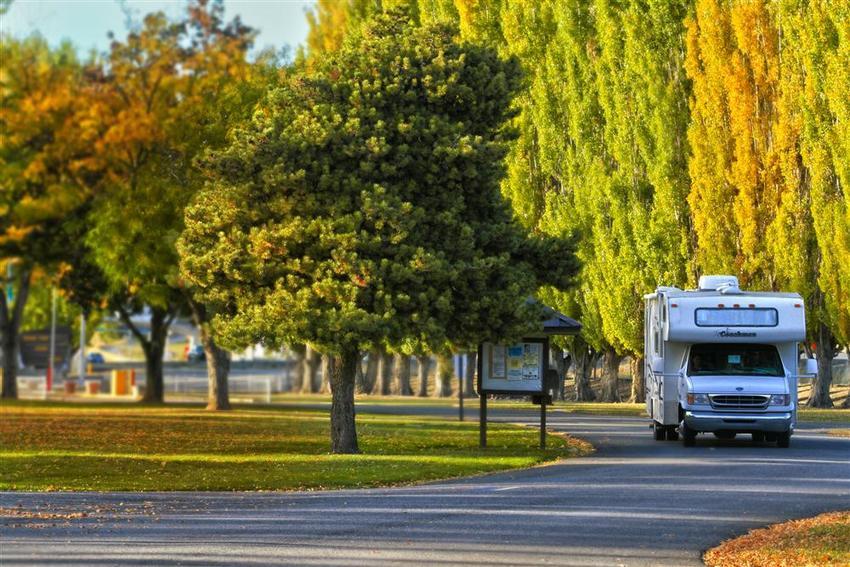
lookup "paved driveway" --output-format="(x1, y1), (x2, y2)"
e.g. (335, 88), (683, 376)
(2, 410), (849, 566)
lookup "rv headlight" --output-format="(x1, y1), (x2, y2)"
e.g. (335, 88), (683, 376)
(687, 393), (710, 405)
(769, 394), (790, 406)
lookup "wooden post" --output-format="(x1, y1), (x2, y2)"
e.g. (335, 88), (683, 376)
(540, 400), (547, 449)
(479, 393), (487, 448)
(458, 354), (464, 421)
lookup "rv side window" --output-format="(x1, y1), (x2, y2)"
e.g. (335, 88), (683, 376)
(695, 308), (778, 327)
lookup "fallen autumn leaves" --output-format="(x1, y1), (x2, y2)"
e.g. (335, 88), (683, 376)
(704, 511), (850, 567)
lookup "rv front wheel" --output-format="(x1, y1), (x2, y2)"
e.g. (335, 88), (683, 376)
(653, 422), (667, 441)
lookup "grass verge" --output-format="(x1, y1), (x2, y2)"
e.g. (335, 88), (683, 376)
(828, 429), (850, 438)
(0, 400), (591, 492)
(704, 511), (850, 567)
(273, 394), (849, 422)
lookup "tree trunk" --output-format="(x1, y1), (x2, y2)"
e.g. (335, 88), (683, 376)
(301, 345), (320, 393)
(330, 348), (359, 454)
(463, 351), (477, 397)
(360, 349), (380, 394)
(187, 298), (231, 411)
(435, 353), (453, 397)
(843, 346), (850, 409)
(807, 321), (835, 408)
(320, 354), (335, 394)
(550, 345), (567, 401)
(416, 355), (430, 397)
(290, 344), (306, 392)
(574, 344), (596, 402)
(145, 307), (169, 403)
(599, 348), (622, 402)
(354, 352), (365, 392)
(203, 339), (230, 410)
(143, 307), (168, 403)
(0, 267), (31, 399)
(118, 303), (175, 403)
(395, 354), (413, 396)
(629, 355), (646, 403)
(561, 354), (573, 401)
(374, 350), (393, 395)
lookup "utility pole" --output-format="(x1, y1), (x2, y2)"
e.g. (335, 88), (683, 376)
(47, 287), (57, 393)
(78, 312), (86, 381)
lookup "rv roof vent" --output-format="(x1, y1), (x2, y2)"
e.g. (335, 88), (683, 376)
(698, 275), (739, 291)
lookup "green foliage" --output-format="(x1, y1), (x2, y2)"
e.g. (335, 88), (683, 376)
(84, 1), (263, 312)
(495, 0), (692, 357)
(0, 35), (91, 267)
(782, 0), (850, 343)
(21, 281), (77, 333)
(180, 10), (578, 357)
(306, 0), (384, 55)
(0, 402), (590, 491)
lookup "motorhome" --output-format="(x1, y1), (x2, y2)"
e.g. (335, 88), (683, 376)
(644, 275), (816, 447)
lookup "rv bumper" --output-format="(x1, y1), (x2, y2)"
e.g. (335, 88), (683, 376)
(684, 411), (793, 433)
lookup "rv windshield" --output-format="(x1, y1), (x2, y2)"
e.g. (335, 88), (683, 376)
(688, 343), (783, 377)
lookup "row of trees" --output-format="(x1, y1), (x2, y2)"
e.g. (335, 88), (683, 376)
(1, 0), (279, 407)
(304, 0), (849, 408)
(1, 2), (579, 451)
(1, 0), (847, 450)
(294, 351), (476, 399)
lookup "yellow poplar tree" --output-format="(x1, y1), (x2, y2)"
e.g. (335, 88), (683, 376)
(780, 0), (850, 406)
(686, 0), (782, 289)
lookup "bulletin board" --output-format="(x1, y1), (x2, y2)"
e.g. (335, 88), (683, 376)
(478, 338), (547, 395)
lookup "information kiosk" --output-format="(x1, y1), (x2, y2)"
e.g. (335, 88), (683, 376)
(477, 306), (581, 448)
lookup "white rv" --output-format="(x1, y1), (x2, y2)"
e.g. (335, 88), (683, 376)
(644, 275), (816, 447)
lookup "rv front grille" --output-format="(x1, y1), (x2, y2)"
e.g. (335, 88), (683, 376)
(709, 394), (770, 410)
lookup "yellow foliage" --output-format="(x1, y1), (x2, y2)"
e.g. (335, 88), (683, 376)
(686, 0), (782, 290)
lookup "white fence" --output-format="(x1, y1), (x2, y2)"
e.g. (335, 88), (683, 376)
(164, 372), (292, 403)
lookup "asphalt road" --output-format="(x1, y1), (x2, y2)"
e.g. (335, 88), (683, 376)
(2, 410), (849, 566)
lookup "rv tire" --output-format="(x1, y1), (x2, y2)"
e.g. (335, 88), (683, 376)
(653, 422), (666, 441)
(752, 432), (765, 443)
(777, 431), (791, 448)
(666, 426), (679, 441)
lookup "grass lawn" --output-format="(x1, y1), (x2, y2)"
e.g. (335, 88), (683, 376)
(797, 409), (850, 423)
(704, 511), (850, 567)
(0, 400), (591, 492)
(828, 429), (850, 438)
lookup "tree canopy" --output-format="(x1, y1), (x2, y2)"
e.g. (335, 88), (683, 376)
(180, 9), (579, 450)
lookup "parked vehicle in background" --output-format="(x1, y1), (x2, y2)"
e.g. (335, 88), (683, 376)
(187, 345), (205, 362)
(644, 275), (816, 448)
(86, 352), (105, 364)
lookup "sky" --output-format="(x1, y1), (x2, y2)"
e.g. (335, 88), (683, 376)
(1, 0), (313, 56)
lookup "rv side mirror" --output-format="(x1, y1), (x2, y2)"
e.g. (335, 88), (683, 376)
(803, 358), (818, 376)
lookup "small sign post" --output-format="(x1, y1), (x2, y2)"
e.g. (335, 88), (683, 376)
(458, 356), (464, 422)
(475, 303), (582, 450)
(477, 338), (548, 448)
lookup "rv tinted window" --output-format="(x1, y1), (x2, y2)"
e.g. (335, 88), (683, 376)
(695, 308), (778, 327)
(688, 344), (783, 377)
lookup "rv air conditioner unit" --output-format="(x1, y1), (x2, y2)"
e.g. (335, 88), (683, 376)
(698, 275), (740, 292)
